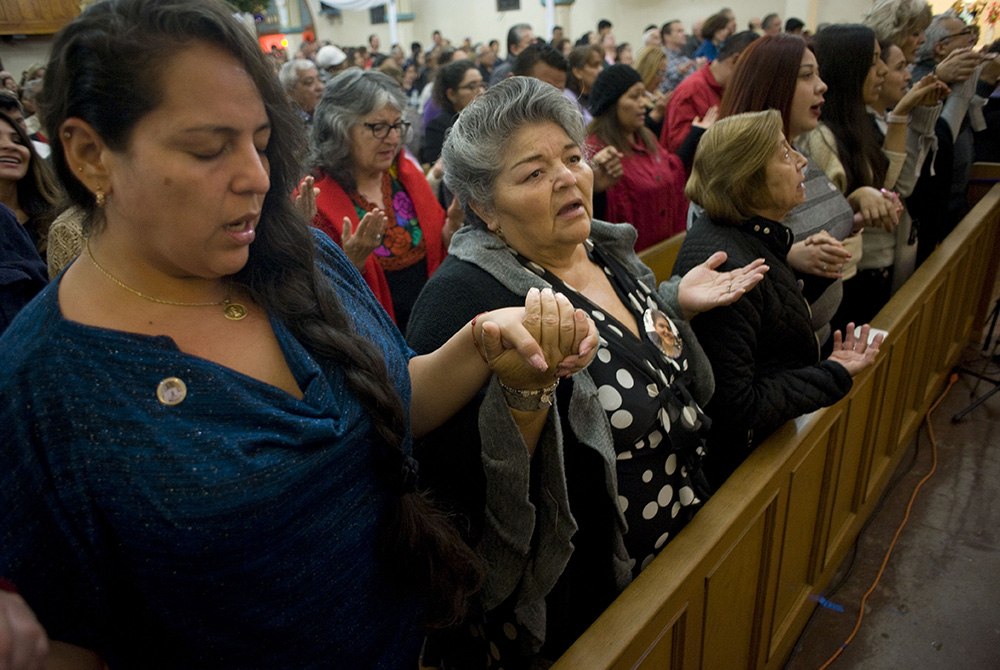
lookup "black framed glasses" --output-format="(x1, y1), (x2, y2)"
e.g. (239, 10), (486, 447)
(362, 121), (411, 140)
(455, 81), (486, 92)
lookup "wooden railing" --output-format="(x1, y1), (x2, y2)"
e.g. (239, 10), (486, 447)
(968, 162), (1000, 211)
(554, 182), (1000, 670)
(637, 231), (686, 284)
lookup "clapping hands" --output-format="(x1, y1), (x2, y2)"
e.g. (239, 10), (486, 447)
(294, 175), (320, 223)
(849, 187), (902, 233)
(592, 145), (624, 193)
(341, 210), (387, 272)
(894, 75), (950, 116)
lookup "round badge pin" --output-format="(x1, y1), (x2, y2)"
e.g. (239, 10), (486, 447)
(156, 377), (188, 406)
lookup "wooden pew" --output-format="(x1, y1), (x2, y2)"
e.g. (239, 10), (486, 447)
(968, 162), (1000, 212)
(968, 163), (1000, 335)
(553, 183), (1000, 670)
(638, 231), (686, 284)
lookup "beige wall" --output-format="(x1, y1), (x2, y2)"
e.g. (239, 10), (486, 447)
(306, 0), (878, 54)
(0, 0), (969, 92)
(1, 36), (56, 90)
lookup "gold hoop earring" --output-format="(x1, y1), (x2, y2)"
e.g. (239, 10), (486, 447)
(95, 188), (106, 208)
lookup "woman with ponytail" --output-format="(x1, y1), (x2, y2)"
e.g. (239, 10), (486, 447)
(0, 1), (597, 668)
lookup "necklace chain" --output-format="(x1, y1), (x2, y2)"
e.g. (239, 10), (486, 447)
(85, 239), (248, 320)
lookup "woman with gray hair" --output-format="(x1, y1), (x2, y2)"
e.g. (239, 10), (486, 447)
(406, 77), (768, 667)
(308, 69), (461, 329)
(674, 110), (883, 486)
(862, 0), (932, 63)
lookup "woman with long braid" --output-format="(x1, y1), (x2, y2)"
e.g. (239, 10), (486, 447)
(0, 1), (598, 667)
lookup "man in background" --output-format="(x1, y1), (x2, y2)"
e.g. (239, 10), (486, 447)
(315, 45), (348, 81)
(662, 30), (757, 152)
(475, 43), (495, 84)
(661, 20), (699, 94)
(785, 17), (805, 35)
(490, 23), (534, 85)
(598, 19), (613, 40)
(512, 43), (569, 90)
(762, 13), (782, 36)
(280, 59), (324, 124)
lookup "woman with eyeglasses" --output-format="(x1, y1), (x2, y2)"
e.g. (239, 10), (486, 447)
(309, 69), (462, 330)
(421, 59), (484, 167)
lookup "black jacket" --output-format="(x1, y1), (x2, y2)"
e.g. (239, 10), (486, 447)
(673, 214), (853, 486)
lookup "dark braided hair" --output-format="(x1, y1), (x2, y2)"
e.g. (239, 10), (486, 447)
(41, 0), (479, 628)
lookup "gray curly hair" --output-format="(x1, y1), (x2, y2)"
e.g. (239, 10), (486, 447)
(441, 76), (584, 229)
(308, 68), (406, 192)
(862, 0), (933, 47)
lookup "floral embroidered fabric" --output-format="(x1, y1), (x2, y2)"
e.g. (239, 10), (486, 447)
(350, 165), (427, 272)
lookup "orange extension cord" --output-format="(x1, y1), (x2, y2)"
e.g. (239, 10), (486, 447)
(816, 372), (960, 670)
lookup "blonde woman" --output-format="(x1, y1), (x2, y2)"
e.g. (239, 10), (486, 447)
(633, 46), (670, 136)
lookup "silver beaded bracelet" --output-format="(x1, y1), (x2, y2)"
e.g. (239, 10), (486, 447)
(498, 378), (560, 411)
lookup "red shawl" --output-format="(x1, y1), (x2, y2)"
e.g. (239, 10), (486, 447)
(310, 158), (446, 322)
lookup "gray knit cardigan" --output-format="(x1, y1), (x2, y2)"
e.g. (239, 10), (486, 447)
(441, 219), (715, 650)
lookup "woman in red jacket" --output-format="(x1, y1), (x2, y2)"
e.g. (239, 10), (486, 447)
(585, 64), (688, 251)
(308, 69), (461, 329)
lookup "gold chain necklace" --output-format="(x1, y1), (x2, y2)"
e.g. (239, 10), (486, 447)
(85, 239), (248, 321)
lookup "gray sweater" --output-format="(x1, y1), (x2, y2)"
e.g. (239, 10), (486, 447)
(407, 219), (715, 652)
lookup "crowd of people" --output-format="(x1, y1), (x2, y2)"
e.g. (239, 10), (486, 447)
(0, 0), (997, 667)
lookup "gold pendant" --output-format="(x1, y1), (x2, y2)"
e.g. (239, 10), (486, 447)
(223, 301), (248, 320)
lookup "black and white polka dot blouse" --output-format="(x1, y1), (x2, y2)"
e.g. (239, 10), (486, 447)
(509, 239), (712, 576)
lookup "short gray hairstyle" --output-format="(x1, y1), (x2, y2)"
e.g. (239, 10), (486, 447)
(308, 69), (406, 192)
(279, 59), (317, 92)
(914, 11), (961, 63)
(862, 0), (933, 46)
(442, 77), (584, 229)
(507, 23), (533, 52)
